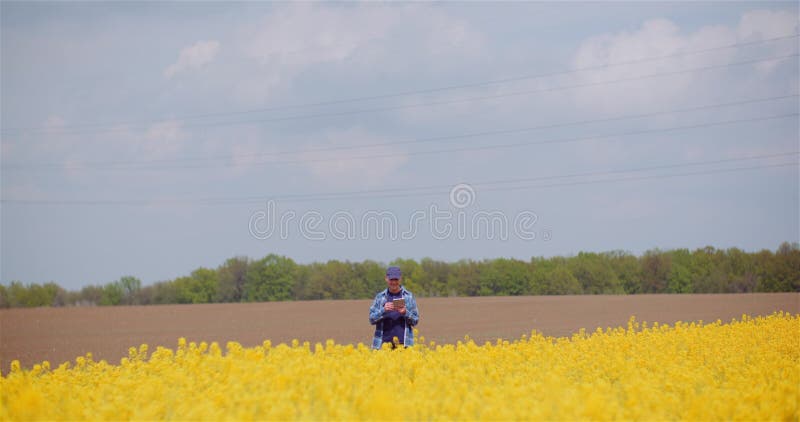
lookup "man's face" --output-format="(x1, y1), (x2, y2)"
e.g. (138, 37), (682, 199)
(386, 276), (401, 293)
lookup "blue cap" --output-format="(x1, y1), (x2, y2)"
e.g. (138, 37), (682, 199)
(386, 266), (402, 279)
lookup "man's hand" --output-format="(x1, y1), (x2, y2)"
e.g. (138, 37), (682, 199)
(383, 302), (395, 312)
(397, 306), (406, 315)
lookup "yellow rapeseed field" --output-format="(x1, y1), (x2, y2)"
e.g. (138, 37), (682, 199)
(1, 312), (797, 421)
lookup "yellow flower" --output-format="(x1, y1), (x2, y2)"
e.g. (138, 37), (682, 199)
(1, 312), (796, 421)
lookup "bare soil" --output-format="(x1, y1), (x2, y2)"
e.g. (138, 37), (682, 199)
(1, 293), (797, 372)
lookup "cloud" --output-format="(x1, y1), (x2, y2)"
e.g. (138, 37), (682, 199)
(142, 120), (186, 159)
(737, 9), (799, 75)
(197, 125), (280, 176)
(1, 182), (49, 201)
(44, 115), (67, 131)
(33, 115), (72, 155)
(297, 127), (409, 189)
(233, 3), (486, 104)
(164, 40), (221, 79)
(738, 9), (799, 40)
(0, 138), (12, 160)
(567, 9), (798, 114)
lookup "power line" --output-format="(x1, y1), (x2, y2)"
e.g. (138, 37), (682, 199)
(20, 112), (794, 171)
(174, 151), (800, 202)
(2, 151), (795, 206)
(7, 93), (795, 170)
(3, 33), (797, 135)
(6, 52), (798, 137)
(333, 162), (797, 203)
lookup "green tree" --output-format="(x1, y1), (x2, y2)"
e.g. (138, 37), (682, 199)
(666, 249), (693, 293)
(419, 258), (450, 297)
(478, 258), (530, 296)
(446, 259), (481, 296)
(100, 281), (124, 306)
(174, 268), (218, 304)
(244, 254), (297, 302)
(151, 281), (180, 304)
(118, 276), (142, 305)
(773, 242), (800, 291)
(389, 258), (427, 297)
(0, 284), (8, 308)
(725, 247), (757, 293)
(339, 261), (369, 300)
(543, 265), (583, 295)
(691, 246), (729, 293)
(299, 261), (349, 300)
(352, 260), (385, 299)
(568, 252), (623, 294)
(78, 285), (104, 306)
(3, 281), (60, 306)
(217, 257), (249, 302)
(43, 282), (67, 306)
(529, 258), (554, 295)
(603, 251), (642, 294)
(757, 242), (800, 292)
(640, 250), (671, 293)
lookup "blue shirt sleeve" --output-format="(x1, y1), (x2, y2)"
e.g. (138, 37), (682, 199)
(404, 293), (419, 326)
(368, 293), (385, 325)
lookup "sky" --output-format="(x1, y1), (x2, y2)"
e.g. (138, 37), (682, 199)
(1, 1), (798, 290)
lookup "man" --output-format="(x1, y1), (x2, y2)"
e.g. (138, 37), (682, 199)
(368, 266), (420, 349)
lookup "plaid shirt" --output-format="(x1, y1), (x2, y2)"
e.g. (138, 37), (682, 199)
(369, 287), (419, 349)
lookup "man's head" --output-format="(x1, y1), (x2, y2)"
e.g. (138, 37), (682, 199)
(385, 266), (402, 293)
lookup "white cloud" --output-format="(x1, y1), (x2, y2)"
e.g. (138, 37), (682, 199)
(0, 138), (12, 160)
(297, 127), (409, 189)
(199, 126), (280, 176)
(233, 4), (486, 104)
(44, 115), (67, 131)
(738, 9), (799, 40)
(569, 19), (732, 114)
(568, 9), (798, 114)
(738, 10), (799, 75)
(164, 40), (221, 79)
(34, 115), (72, 155)
(1, 183), (49, 201)
(142, 120), (186, 159)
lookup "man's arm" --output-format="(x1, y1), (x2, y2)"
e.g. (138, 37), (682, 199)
(404, 294), (419, 326)
(368, 294), (385, 325)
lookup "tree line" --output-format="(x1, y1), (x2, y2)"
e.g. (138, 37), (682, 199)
(1, 243), (797, 308)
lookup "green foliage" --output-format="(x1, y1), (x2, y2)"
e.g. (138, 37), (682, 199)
(447, 260), (482, 296)
(390, 258), (427, 297)
(100, 281), (124, 306)
(568, 252), (622, 294)
(78, 285), (103, 305)
(150, 280), (181, 304)
(97, 276), (142, 306)
(0, 281), (64, 307)
(216, 257), (249, 302)
(118, 276), (142, 305)
(640, 250), (671, 293)
(764, 242), (800, 292)
(244, 254), (297, 302)
(666, 249), (693, 294)
(298, 260), (352, 300)
(603, 251), (641, 294)
(173, 268), (218, 304)
(419, 258), (449, 297)
(478, 258), (531, 296)
(543, 264), (583, 295)
(3, 243), (797, 307)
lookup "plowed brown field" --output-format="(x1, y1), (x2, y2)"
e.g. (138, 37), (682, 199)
(1, 293), (797, 372)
